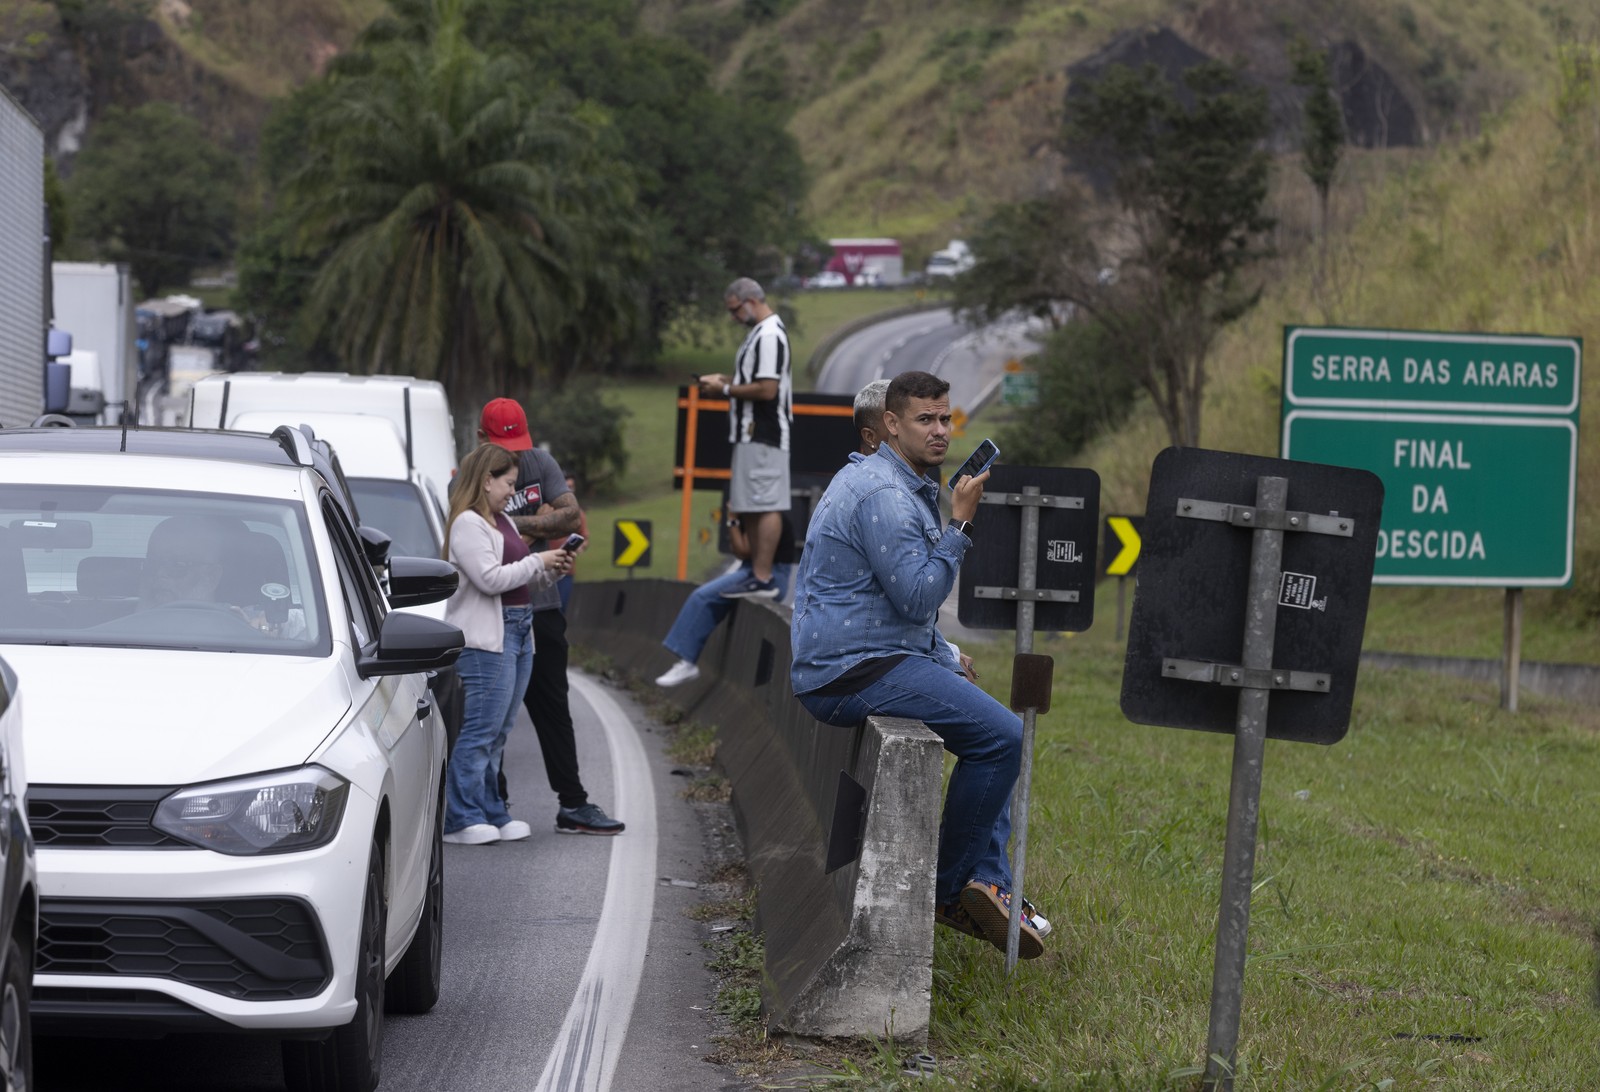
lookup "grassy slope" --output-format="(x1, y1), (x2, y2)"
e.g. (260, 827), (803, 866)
(1071, 81), (1600, 664)
(669, 0), (1597, 262)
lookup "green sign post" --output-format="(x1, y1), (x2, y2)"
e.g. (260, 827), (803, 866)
(1281, 326), (1580, 587)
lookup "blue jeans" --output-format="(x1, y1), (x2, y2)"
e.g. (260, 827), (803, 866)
(662, 561), (795, 664)
(798, 656), (1021, 907)
(445, 606), (533, 831)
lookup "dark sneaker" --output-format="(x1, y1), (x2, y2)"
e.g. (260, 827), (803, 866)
(959, 881), (1046, 960)
(934, 900), (984, 941)
(719, 576), (780, 600)
(556, 803), (625, 835)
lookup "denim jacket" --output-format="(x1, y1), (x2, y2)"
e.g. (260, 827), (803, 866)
(791, 445), (967, 694)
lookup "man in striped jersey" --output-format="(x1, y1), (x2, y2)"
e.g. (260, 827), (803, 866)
(697, 276), (793, 600)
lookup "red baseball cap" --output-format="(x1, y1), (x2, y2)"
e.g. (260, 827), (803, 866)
(480, 397), (533, 451)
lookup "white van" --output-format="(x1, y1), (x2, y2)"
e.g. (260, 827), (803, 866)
(187, 373), (459, 514)
(229, 410), (446, 563)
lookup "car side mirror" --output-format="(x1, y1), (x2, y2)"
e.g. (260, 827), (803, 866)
(358, 525), (392, 571)
(388, 556), (458, 609)
(357, 612), (463, 679)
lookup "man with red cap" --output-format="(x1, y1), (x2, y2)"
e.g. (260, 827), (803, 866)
(477, 397), (625, 835)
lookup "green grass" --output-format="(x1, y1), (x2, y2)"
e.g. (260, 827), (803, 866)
(796, 586), (1600, 1089)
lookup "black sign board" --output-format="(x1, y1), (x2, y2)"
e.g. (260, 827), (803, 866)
(956, 464), (1100, 632)
(1120, 447), (1383, 745)
(672, 389), (858, 490)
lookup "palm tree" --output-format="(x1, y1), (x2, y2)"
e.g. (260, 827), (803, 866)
(284, 0), (642, 411)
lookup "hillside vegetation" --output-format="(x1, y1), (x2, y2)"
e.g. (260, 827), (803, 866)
(643, 0), (1596, 262)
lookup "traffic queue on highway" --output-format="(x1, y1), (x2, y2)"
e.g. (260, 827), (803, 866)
(0, 375), (468, 1092)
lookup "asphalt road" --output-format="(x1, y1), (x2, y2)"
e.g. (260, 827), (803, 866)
(814, 305), (1047, 418)
(33, 672), (742, 1092)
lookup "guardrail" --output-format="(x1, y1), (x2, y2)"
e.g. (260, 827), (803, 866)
(567, 579), (943, 1042)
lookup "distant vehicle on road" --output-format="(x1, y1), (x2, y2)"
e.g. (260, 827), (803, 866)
(925, 239), (974, 279)
(807, 270), (849, 289)
(824, 238), (904, 286)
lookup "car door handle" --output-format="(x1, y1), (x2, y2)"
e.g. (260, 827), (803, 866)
(416, 697), (432, 721)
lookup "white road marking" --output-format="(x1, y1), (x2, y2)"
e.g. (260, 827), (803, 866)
(533, 673), (659, 1092)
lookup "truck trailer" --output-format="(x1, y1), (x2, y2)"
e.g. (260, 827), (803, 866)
(0, 88), (46, 427)
(51, 262), (137, 424)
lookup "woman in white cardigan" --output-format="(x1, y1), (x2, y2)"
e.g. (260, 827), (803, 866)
(442, 443), (571, 845)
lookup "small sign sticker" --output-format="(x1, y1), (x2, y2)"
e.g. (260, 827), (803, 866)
(1279, 572), (1327, 611)
(1046, 540), (1082, 563)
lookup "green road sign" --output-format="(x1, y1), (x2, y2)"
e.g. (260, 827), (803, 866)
(1281, 326), (1581, 586)
(1001, 370), (1039, 407)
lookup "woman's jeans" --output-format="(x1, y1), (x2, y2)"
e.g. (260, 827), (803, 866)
(798, 655), (1022, 908)
(445, 606), (534, 832)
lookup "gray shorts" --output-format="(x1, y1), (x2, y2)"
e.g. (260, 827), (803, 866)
(729, 442), (791, 512)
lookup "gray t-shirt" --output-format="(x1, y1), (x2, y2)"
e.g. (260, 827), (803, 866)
(506, 447), (571, 613)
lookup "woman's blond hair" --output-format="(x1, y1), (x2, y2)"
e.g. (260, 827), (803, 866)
(445, 443), (519, 558)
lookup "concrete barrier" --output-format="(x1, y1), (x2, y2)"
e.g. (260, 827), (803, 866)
(1361, 650), (1600, 705)
(567, 579), (944, 1042)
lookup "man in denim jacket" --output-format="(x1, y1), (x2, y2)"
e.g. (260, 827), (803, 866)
(790, 370), (1050, 959)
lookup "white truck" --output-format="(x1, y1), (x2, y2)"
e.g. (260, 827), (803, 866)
(0, 88), (46, 428)
(50, 262), (138, 425)
(187, 372), (460, 515)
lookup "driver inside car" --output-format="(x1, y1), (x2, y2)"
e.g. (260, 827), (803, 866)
(140, 515), (306, 638)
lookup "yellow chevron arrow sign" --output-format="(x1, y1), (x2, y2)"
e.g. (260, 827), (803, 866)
(1104, 516), (1142, 576)
(613, 519), (652, 568)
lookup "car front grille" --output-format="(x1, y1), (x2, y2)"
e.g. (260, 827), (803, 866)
(29, 787), (186, 848)
(38, 897), (331, 1001)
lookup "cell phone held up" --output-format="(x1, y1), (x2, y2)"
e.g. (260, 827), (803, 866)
(561, 533), (586, 553)
(947, 438), (999, 492)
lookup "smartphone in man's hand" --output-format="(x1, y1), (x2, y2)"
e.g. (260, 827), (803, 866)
(948, 438), (999, 492)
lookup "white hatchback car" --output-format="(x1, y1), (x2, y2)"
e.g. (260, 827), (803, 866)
(0, 425), (463, 1092)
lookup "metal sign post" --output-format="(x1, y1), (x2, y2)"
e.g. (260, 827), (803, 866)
(1202, 475), (1286, 1089)
(1121, 448), (1383, 1088)
(958, 465), (1099, 975)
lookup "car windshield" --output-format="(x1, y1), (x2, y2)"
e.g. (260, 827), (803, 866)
(346, 478), (441, 561)
(0, 485), (328, 655)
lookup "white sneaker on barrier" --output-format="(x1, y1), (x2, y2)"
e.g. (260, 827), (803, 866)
(655, 659), (701, 687)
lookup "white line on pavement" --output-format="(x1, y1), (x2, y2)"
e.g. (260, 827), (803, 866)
(533, 673), (659, 1092)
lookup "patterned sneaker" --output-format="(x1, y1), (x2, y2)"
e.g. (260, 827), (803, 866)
(958, 881), (1046, 960)
(934, 900), (985, 941)
(718, 575), (780, 600)
(555, 803), (626, 835)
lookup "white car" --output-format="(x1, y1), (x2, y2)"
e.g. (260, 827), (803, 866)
(0, 425), (463, 1092)
(0, 655), (37, 1092)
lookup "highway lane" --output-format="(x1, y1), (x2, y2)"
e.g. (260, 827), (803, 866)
(33, 671), (739, 1092)
(815, 305), (1047, 420)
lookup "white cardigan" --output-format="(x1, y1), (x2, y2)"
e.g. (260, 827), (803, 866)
(444, 510), (554, 652)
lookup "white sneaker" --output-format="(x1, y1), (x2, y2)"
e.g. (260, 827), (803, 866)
(498, 820), (532, 841)
(655, 659), (701, 687)
(442, 823), (500, 845)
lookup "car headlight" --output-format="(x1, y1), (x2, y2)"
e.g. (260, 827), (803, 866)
(154, 767), (350, 855)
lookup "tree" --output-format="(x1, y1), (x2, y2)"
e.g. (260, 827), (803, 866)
(365, 0), (809, 358)
(949, 188), (1095, 332)
(994, 318), (1140, 465)
(67, 103), (240, 298)
(278, 0), (645, 412)
(1291, 38), (1344, 291)
(526, 378), (630, 496)
(964, 60), (1273, 450)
